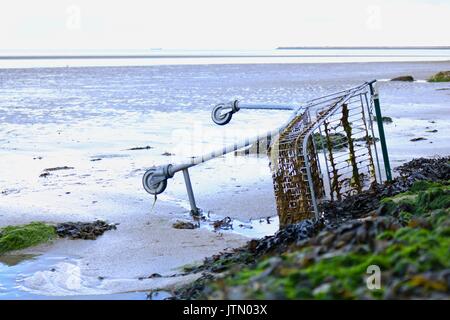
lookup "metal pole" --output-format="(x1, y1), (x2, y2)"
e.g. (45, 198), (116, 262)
(169, 120), (295, 174)
(182, 168), (199, 215)
(237, 102), (296, 110)
(369, 82), (392, 181)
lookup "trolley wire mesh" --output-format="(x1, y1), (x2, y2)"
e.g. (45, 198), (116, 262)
(268, 83), (383, 226)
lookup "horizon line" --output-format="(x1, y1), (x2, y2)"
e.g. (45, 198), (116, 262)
(277, 46), (450, 50)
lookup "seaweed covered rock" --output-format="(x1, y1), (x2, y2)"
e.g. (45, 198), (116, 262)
(373, 116), (393, 124)
(321, 156), (450, 226)
(395, 156), (450, 182)
(313, 133), (348, 151)
(428, 71), (450, 82)
(56, 220), (117, 240)
(172, 220), (198, 230)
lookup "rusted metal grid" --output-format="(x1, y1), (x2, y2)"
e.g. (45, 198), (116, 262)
(268, 83), (383, 226)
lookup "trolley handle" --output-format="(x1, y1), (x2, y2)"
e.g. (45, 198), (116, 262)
(211, 100), (297, 126)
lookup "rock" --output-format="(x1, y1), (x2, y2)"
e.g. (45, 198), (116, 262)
(334, 240), (347, 249)
(1, 188), (20, 195)
(127, 146), (153, 151)
(56, 220), (117, 240)
(355, 226), (368, 243)
(338, 230), (355, 244)
(408, 218), (432, 230)
(212, 217), (233, 230)
(43, 166), (74, 172)
(373, 116), (393, 124)
(298, 252), (316, 267)
(148, 273), (163, 278)
(394, 156), (450, 181)
(428, 71), (450, 82)
(248, 239), (259, 252)
(320, 233), (335, 247)
(172, 220), (198, 229)
(391, 76), (414, 82)
(40, 166), (74, 177)
(313, 132), (348, 151)
(410, 137), (427, 142)
(312, 283), (332, 296)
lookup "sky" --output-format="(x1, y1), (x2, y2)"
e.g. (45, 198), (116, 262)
(1, 0), (450, 52)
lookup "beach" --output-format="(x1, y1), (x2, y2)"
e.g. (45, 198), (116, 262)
(1, 59), (450, 298)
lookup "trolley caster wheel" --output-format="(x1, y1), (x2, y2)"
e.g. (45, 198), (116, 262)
(143, 169), (168, 195)
(211, 103), (233, 126)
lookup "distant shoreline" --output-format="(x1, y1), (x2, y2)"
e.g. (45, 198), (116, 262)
(2, 53), (450, 61)
(1, 51), (449, 69)
(277, 46), (450, 50)
(2, 47), (450, 60)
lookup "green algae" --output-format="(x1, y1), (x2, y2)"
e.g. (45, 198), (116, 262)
(213, 215), (449, 299)
(380, 180), (450, 217)
(0, 222), (56, 255)
(428, 71), (450, 82)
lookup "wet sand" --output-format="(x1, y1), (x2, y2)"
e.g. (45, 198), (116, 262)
(15, 201), (247, 296)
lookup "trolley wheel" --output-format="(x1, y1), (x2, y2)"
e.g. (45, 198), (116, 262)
(143, 169), (168, 195)
(211, 103), (233, 126)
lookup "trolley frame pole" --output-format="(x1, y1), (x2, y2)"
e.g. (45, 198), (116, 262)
(369, 82), (392, 181)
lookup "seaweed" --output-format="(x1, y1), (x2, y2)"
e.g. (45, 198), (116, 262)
(324, 120), (341, 200)
(172, 158), (450, 300)
(341, 104), (362, 192)
(180, 180), (450, 300)
(313, 132), (347, 151)
(428, 71), (450, 82)
(0, 222), (56, 254)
